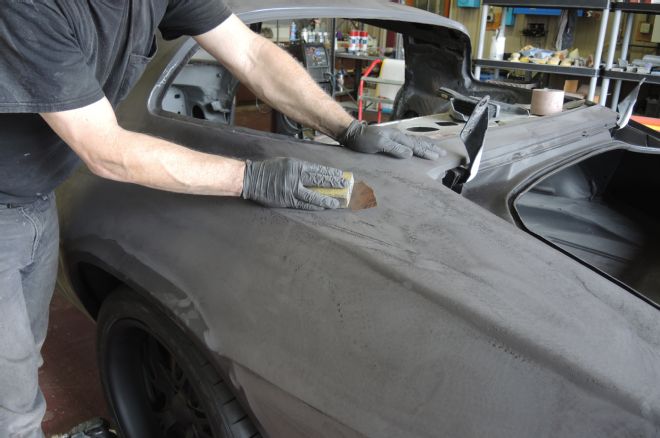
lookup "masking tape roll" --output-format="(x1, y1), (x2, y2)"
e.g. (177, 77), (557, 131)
(531, 88), (564, 116)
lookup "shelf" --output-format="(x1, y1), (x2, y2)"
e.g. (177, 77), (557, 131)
(333, 88), (354, 97)
(359, 96), (396, 105)
(474, 59), (599, 77)
(602, 69), (660, 85)
(335, 53), (381, 62)
(483, 0), (609, 9)
(611, 2), (660, 14)
(361, 77), (404, 86)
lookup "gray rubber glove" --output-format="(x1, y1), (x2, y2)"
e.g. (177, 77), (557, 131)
(242, 158), (346, 210)
(339, 120), (446, 160)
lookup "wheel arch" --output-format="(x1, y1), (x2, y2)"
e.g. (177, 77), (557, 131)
(58, 237), (207, 329)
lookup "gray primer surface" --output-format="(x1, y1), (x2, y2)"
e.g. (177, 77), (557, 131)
(57, 3), (660, 437)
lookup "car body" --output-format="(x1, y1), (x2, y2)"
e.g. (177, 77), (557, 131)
(56, 1), (660, 437)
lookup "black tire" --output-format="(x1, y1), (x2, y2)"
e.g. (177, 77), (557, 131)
(97, 288), (260, 438)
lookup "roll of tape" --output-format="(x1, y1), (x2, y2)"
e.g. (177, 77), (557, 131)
(531, 88), (564, 116)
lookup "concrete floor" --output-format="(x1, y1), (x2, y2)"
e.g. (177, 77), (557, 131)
(41, 291), (109, 436)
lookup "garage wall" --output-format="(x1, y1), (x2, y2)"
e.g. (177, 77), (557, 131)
(447, 5), (656, 63)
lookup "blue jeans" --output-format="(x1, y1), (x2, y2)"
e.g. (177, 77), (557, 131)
(0, 194), (58, 438)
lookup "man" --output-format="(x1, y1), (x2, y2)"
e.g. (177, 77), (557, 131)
(0, 1), (442, 437)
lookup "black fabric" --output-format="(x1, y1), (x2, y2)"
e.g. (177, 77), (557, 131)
(160, 0), (233, 41)
(0, 0), (231, 204)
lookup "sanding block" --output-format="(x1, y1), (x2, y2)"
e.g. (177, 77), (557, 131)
(307, 172), (378, 211)
(308, 171), (354, 208)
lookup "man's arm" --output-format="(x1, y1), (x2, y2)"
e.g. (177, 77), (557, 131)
(194, 15), (444, 160)
(194, 15), (352, 140)
(40, 97), (345, 210)
(41, 98), (245, 196)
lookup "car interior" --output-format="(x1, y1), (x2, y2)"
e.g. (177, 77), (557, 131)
(515, 149), (660, 305)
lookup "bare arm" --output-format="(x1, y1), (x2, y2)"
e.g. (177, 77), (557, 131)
(194, 15), (354, 139)
(41, 97), (245, 196)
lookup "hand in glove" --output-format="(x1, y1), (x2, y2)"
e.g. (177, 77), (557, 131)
(339, 120), (446, 160)
(242, 158), (346, 210)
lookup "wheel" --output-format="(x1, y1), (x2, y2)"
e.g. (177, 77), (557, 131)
(96, 288), (259, 438)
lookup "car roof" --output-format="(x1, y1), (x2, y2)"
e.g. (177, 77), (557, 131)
(227, 0), (469, 37)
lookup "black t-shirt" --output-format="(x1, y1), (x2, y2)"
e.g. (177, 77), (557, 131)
(0, 0), (231, 204)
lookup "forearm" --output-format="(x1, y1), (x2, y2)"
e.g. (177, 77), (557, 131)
(242, 37), (353, 138)
(195, 20), (353, 140)
(41, 96), (350, 210)
(91, 128), (245, 196)
(41, 100), (245, 197)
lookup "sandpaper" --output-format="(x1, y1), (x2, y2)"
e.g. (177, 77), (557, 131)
(349, 181), (377, 211)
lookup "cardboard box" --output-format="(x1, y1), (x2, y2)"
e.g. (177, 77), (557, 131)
(577, 84), (601, 104)
(563, 80), (579, 94)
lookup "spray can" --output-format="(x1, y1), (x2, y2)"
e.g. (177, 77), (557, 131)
(360, 31), (369, 55)
(349, 30), (359, 53)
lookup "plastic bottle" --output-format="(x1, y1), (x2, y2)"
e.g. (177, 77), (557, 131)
(489, 33), (505, 61)
(301, 27), (309, 43)
(289, 21), (297, 42)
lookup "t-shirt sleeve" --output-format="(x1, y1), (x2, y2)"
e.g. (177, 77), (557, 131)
(0, 1), (104, 113)
(159, 0), (233, 40)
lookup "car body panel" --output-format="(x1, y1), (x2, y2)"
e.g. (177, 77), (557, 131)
(461, 104), (620, 221)
(58, 148), (660, 436)
(230, 0), (466, 33)
(57, 2), (660, 436)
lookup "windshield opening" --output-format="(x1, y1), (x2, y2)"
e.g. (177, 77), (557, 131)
(161, 18), (406, 137)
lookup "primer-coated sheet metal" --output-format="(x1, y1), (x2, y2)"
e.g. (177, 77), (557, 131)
(60, 123), (660, 436)
(228, 0), (468, 35)
(58, 4), (660, 436)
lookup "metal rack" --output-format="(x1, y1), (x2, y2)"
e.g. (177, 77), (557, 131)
(473, 0), (611, 101)
(474, 59), (598, 76)
(600, 2), (660, 109)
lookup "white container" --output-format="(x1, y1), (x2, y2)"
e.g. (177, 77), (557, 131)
(489, 35), (506, 61)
